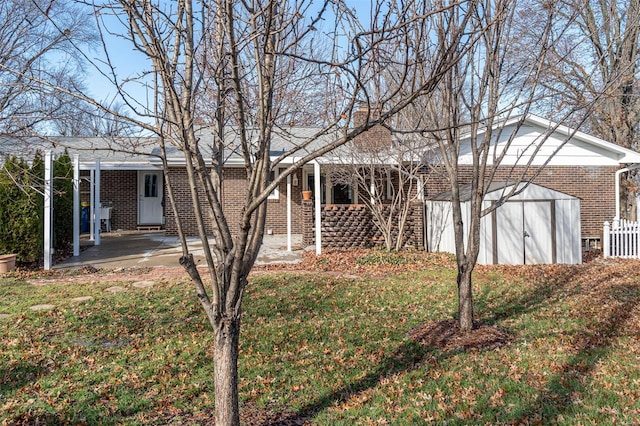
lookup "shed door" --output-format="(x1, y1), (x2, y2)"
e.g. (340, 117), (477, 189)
(523, 201), (553, 264)
(496, 202), (524, 264)
(495, 201), (554, 264)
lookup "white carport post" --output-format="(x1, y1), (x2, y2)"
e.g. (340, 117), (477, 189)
(94, 158), (101, 246)
(89, 168), (95, 241)
(286, 173), (292, 251)
(313, 160), (322, 255)
(73, 155), (80, 256)
(43, 151), (53, 270)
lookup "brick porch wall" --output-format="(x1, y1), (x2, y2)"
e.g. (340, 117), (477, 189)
(80, 170), (140, 231)
(423, 165), (617, 239)
(302, 201), (425, 250)
(164, 167), (305, 236)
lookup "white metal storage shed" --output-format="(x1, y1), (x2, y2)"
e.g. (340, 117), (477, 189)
(425, 182), (581, 265)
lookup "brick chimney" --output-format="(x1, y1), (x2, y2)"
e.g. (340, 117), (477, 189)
(353, 106), (392, 151)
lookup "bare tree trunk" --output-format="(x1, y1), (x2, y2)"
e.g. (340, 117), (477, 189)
(450, 174), (476, 332)
(457, 262), (474, 331)
(213, 314), (241, 425)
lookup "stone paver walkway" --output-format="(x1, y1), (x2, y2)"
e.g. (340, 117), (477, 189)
(132, 280), (154, 289)
(29, 304), (56, 311)
(0, 279), (160, 320)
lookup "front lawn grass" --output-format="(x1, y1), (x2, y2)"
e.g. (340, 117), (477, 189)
(1, 253), (639, 424)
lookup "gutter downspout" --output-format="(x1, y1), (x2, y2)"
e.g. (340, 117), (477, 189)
(615, 164), (640, 219)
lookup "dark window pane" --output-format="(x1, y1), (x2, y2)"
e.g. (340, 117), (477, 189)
(145, 174), (158, 198)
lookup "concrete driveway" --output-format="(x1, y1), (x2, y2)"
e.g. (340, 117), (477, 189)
(55, 231), (305, 270)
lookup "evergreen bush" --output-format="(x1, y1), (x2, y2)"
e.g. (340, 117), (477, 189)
(0, 152), (73, 265)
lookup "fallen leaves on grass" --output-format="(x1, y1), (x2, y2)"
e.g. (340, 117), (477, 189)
(292, 249), (455, 276)
(5, 250), (640, 424)
(141, 405), (312, 426)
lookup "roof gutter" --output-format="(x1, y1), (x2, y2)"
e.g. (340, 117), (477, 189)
(615, 164), (640, 219)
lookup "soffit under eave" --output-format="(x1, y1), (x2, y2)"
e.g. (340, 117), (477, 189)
(78, 163), (162, 171)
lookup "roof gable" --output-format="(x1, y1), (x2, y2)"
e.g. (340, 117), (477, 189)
(457, 114), (640, 166)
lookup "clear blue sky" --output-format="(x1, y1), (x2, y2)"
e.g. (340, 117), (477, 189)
(85, 0), (373, 106)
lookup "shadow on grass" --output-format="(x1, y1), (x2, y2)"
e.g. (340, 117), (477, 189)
(475, 264), (579, 325)
(269, 261), (640, 424)
(466, 262), (640, 423)
(0, 361), (45, 396)
(261, 266), (576, 425)
(262, 338), (429, 426)
(502, 282), (640, 424)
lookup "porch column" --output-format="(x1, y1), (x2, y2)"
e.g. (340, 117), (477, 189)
(89, 168), (94, 241)
(94, 159), (101, 246)
(73, 155), (80, 256)
(370, 174), (376, 205)
(287, 173), (292, 251)
(313, 160), (322, 255)
(44, 151), (53, 270)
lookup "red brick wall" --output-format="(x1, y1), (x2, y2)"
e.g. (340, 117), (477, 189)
(87, 163), (614, 242)
(352, 107), (392, 150)
(101, 171), (139, 230)
(164, 167), (305, 236)
(423, 165), (617, 239)
(80, 170), (140, 231)
(163, 168), (212, 235)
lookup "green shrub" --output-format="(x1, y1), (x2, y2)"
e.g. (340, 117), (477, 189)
(0, 152), (73, 265)
(53, 153), (74, 252)
(0, 155), (42, 263)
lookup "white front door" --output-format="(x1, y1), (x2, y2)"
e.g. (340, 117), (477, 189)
(138, 171), (164, 225)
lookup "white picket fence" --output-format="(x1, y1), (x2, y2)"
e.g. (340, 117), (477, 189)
(603, 219), (640, 258)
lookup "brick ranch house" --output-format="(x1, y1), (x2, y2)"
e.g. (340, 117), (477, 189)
(59, 122), (429, 251)
(6, 113), (640, 263)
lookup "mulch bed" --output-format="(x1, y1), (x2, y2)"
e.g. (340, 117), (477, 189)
(409, 320), (511, 352)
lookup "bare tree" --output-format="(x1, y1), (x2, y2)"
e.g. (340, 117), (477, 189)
(0, 0), (95, 137)
(11, 0), (486, 423)
(406, 0), (576, 331)
(51, 101), (137, 136)
(515, 0), (640, 217)
(330, 122), (425, 251)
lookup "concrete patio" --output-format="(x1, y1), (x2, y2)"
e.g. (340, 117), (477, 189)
(54, 231), (306, 270)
